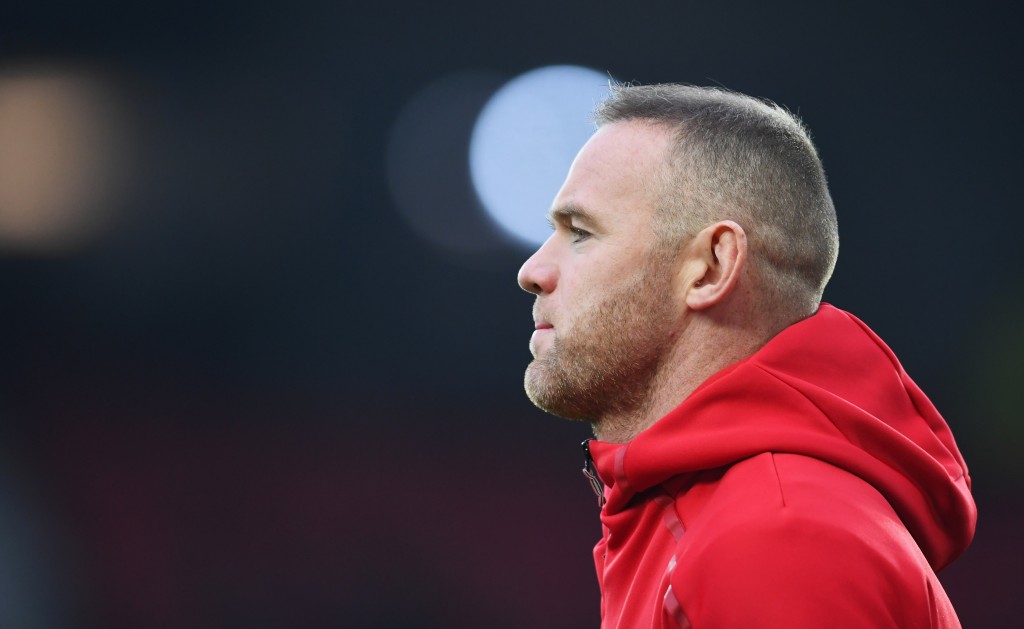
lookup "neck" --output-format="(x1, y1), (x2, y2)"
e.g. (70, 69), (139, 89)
(591, 317), (774, 444)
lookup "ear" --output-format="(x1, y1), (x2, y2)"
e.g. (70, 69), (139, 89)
(684, 220), (748, 311)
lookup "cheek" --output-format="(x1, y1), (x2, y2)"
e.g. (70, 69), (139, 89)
(556, 270), (599, 309)
(555, 258), (637, 326)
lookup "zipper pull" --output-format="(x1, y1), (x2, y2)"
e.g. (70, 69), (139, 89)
(581, 439), (606, 508)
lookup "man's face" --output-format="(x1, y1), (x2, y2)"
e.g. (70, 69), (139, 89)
(517, 122), (683, 423)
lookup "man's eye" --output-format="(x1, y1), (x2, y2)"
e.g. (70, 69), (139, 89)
(570, 227), (591, 243)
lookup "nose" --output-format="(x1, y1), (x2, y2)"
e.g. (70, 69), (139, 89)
(517, 237), (557, 295)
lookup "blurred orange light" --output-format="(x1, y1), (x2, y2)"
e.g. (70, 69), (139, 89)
(0, 66), (130, 254)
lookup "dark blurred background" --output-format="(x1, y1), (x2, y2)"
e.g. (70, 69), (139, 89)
(0, 1), (1020, 627)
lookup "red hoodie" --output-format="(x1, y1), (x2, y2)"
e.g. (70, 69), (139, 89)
(585, 304), (976, 628)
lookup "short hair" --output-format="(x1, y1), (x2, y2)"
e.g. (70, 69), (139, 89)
(594, 83), (839, 315)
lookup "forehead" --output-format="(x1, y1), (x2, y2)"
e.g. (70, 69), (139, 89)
(551, 121), (672, 226)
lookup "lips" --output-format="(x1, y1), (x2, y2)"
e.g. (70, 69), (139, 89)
(529, 319), (554, 356)
(533, 306), (553, 331)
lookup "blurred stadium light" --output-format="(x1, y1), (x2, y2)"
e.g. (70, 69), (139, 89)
(0, 64), (132, 254)
(469, 65), (609, 247)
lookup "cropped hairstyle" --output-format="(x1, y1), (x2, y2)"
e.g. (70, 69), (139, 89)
(594, 84), (839, 314)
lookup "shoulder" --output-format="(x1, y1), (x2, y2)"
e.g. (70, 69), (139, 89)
(669, 453), (944, 628)
(680, 452), (919, 573)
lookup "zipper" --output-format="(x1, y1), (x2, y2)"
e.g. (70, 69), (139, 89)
(581, 439), (606, 508)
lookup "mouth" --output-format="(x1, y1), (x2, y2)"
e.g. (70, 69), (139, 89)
(530, 320), (554, 356)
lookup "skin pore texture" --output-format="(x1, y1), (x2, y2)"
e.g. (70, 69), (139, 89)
(519, 121), (774, 443)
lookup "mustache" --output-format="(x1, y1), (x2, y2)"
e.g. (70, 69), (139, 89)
(532, 302), (552, 326)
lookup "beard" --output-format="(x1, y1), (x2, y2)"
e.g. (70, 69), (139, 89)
(524, 258), (677, 425)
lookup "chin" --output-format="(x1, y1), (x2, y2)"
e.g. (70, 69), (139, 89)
(524, 365), (587, 421)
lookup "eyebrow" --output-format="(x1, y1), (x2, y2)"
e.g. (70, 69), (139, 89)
(547, 205), (602, 230)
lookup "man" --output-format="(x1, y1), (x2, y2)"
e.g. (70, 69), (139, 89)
(517, 84), (976, 628)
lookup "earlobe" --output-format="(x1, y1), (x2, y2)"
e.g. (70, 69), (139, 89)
(685, 220), (747, 311)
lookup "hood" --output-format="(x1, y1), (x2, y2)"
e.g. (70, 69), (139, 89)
(587, 303), (976, 570)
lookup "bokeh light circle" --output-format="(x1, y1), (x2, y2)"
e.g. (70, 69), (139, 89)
(469, 65), (610, 247)
(0, 65), (131, 254)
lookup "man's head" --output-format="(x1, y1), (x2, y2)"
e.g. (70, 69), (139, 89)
(594, 84), (839, 316)
(518, 84), (839, 437)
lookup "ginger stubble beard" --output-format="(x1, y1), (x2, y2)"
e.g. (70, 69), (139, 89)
(524, 256), (678, 434)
